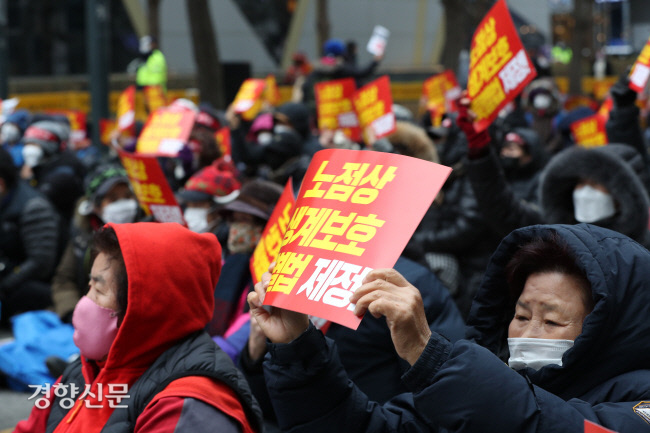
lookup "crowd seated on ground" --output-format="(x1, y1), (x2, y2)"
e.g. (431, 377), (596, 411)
(3, 38), (650, 433)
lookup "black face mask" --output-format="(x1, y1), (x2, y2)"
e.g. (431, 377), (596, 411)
(500, 156), (520, 173)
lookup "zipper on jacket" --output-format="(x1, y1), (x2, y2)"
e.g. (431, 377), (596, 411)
(66, 399), (84, 423)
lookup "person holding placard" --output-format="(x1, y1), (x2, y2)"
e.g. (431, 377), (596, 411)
(249, 223), (650, 433)
(459, 93), (650, 249)
(301, 38), (383, 111)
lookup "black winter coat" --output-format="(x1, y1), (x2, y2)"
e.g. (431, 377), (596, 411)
(0, 181), (59, 295)
(240, 257), (464, 421)
(263, 224), (650, 433)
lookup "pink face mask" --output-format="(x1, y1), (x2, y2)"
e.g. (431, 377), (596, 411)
(72, 296), (119, 361)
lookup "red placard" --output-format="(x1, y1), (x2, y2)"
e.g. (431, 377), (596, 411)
(143, 85), (168, 112)
(584, 420), (617, 433)
(597, 97), (613, 121)
(563, 95), (599, 112)
(99, 119), (116, 146)
(118, 149), (186, 225)
(250, 180), (296, 285)
(135, 106), (196, 156)
(315, 78), (361, 141)
(352, 75), (396, 140)
(423, 70), (461, 113)
(592, 77), (617, 101)
(47, 110), (87, 150)
(265, 74), (281, 107)
(215, 127), (232, 159)
(263, 149), (452, 329)
(117, 85), (136, 132)
(570, 114), (608, 148)
(629, 36), (650, 92)
(468, 0), (537, 132)
(232, 79), (267, 120)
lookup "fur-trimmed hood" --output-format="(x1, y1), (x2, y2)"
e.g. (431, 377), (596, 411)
(539, 144), (650, 243)
(386, 121), (439, 163)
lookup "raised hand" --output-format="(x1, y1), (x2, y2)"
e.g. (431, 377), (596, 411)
(247, 271), (310, 344)
(350, 269), (431, 365)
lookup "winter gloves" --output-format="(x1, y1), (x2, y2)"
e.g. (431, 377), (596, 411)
(610, 68), (638, 108)
(456, 97), (492, 159)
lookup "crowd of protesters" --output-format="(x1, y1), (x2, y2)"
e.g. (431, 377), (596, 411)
(3, 35), (650, 432)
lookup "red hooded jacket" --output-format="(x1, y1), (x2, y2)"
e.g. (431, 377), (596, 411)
(14, 222), (258, 433)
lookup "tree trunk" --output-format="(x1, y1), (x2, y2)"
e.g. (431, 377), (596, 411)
(147, 0), (161, 42)
(186, 0), (224, 108)
(440, 0), (495, 75)
(568, 0), (592, 95)
(316, 0), (330, 56)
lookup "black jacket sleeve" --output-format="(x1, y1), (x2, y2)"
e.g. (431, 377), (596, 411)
(411, 178), (490, 254)
(0, 196), (59, 294)
(265, 327), (650, 433)
(606, 105), (647, 160)
(465, 150), (543, 238)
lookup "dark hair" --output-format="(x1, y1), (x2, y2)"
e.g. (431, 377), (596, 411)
(92, 226), (128, 323)
(0, 147), (17, 189)
(505, 234), (593, 310)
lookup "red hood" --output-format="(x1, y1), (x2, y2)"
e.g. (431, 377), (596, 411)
(105, 222), (221, 370)
(55, 223), (222, 433)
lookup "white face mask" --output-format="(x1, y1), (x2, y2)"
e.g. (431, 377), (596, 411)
(139, 36), (153, 54)
(532, 93), (552, 110)
(573, 185), (616, 223)
(274, 124), (293, 135)
(508, 338), (574, 371)
(257, 131), (273, 146)
(22, 144), (44, 167)
(1, 123), (20, 144)
(101, 199), (138, 224)
(184, 207), (209, 233)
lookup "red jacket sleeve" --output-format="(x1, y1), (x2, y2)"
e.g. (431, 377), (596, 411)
(13, 380), (59, 433)
(134, 396), (240, 433)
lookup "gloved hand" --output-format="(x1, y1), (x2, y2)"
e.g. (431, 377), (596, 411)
(610, 68), (638, 108)
(456, 93), (491, 158)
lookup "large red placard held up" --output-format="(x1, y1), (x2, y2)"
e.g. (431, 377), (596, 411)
(468, 0), (537, 132)
(263, 149), (451, 329)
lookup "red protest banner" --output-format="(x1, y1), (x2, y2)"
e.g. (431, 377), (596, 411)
(47, 110), (87, 149)
(468, 0), (537, 132)
(423, 70), (461, 113)
(117, 85), (136, 132)
(215, 127), (232, 159)
(143, 85), (168, 112)
(584, 420), (617, 433)
(629, 36), (650, 92)
(316, 78), (361, 141)
(571, 114), (608, 148)
(250, 180), (296, 285)
(263, 149), (452, 329)
(232, 79), (267, 120)
(135, 106), (196, 156)
(352, 75), (396, 140)
(118, 149), (186, 225)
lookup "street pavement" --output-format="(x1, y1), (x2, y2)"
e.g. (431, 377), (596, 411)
(0, 328), (36, 432)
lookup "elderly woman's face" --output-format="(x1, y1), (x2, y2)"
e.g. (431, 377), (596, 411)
(88, 252), (120, 312)
(508, 272), (590, 341)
